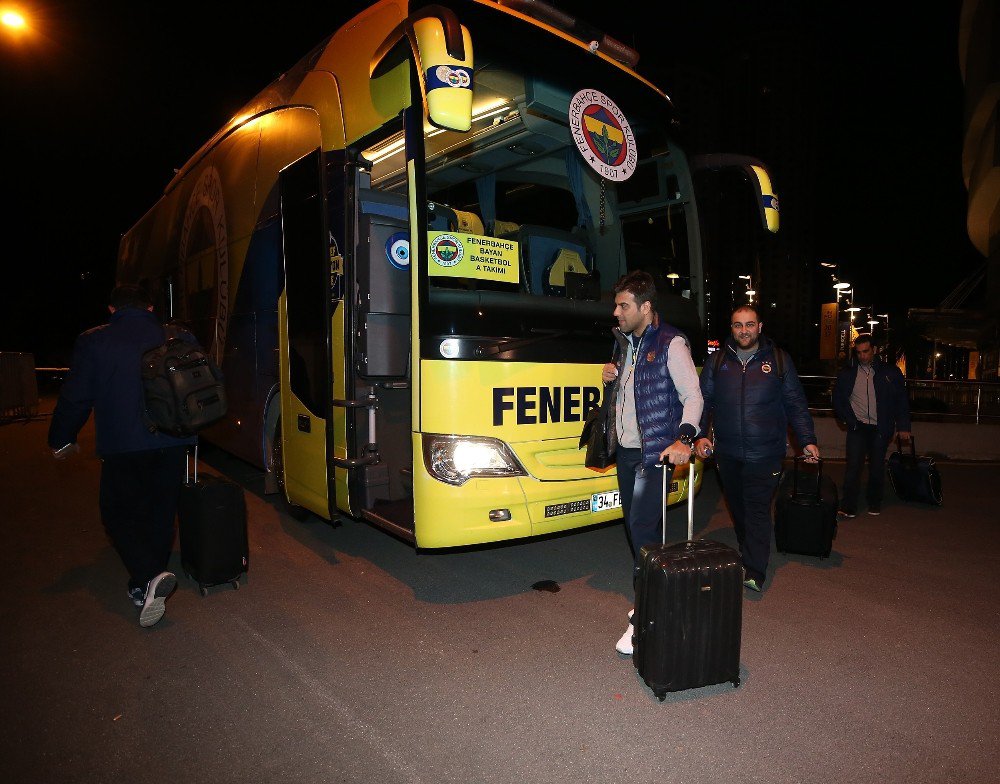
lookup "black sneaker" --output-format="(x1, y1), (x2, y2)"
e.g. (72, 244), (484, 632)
(127, 587), (145, 608)
(867, 505), (881, 516)
(139, 572), (177, 627)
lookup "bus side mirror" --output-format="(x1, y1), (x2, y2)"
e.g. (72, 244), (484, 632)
(691, 154), (780, 234)
(748, 164), (780, 233)
(371, 6), (474, 132)
(412, 14), (473, 132)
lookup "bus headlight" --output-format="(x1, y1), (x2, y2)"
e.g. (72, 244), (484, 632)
(423, 434), (526, 486)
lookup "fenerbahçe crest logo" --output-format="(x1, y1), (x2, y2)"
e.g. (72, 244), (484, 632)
(568, 89), (637, 182)
(430, 233), (464, 267)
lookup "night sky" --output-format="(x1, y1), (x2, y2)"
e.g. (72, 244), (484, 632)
(1, 1), (979, 365)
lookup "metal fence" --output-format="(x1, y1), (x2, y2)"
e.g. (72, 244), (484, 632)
(800, 376), (1000, 424)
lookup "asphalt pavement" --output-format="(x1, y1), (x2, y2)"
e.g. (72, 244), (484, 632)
(2, 409), (998, 784)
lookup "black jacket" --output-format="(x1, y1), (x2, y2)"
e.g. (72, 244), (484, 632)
(48, 308), (197, 456)
(699, 336), (816, 461)
(833, 356), (911, 440)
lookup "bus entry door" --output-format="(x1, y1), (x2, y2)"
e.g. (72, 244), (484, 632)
(277, 150), (333, 517)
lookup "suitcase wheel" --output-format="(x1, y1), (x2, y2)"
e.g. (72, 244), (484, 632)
(655, 690), (666, 702)
(199, 585), (209, 598)
(231, 579), (240, 591)
(732, 677), (741, 688)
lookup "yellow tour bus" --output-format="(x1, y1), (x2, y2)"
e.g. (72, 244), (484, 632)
(118, 0), (779, 548)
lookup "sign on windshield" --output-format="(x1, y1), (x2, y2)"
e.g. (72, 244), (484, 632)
(427, 231), (520, 284)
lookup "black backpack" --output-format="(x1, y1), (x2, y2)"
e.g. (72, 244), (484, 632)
(141, 326), (227, 437)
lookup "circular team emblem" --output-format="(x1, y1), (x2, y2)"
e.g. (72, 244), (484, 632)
(568, 89), (637, 181)
(435, 65), (471, 88)
(385, 231), (410, 270)
(762, 363), (773, 374)
(646, 351), (656, 363)
(430, 233), (464, 267)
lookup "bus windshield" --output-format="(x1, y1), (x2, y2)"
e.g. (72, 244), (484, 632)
(366, 3), (703, 364)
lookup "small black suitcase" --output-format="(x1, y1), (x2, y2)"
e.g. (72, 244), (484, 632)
(633, 460), (742, 700)
(774, 457), (838, 558)
(887, 436), (942, 506)
(178, 447), (249, 596)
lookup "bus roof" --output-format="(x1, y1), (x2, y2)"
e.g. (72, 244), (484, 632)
(164, 0), (669, 195)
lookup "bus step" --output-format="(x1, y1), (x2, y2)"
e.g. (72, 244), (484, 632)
(361, 499), (415, 543)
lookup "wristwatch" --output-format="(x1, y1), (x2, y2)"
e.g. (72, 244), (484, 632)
(678, 434), (694, 447)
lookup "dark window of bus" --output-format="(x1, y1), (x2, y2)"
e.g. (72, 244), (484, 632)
(495, 182), (577, 230)
(279, 151), (328, 417)
(621, 205), (691, 291)
(616, 160), (659, 204)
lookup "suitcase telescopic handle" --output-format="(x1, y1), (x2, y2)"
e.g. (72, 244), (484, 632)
(896, 434), (917, 460)
(657, 458), (696, 543)
(792, 454), (823, 498)
(186, 444), (199, 484)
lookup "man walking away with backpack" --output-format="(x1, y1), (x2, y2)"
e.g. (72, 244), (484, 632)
(48, 284), (196, 626)
(694, 305), (819, 593)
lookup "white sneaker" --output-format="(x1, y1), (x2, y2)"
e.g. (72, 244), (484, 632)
(615, 609), (635, 655)
(139, 571), (176, 628)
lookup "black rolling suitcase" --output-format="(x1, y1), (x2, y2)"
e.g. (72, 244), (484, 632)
(774, 457), (838, 557)
(633, 460), (742, 700)
(888, 436), (942, 506)
(178, 446), (249, 596)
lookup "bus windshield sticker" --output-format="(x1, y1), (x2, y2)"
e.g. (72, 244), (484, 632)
(427, 231), (520, 284)
(568, 89), (637, 182)
(385, 231), (410, 270)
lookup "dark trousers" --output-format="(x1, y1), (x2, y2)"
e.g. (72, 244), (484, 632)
(99, 446), (188, 591)
(841, 423), (890, 513)
(715, 455), (784, 584)
(616, 447), (664, 579)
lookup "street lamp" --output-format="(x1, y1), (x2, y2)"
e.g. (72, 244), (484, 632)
(1, 10), (27, 30)
(876, 313), (889, 334)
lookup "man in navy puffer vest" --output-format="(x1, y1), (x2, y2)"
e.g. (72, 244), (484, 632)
(695, 305), (819, 593)
(601, 271), (704, 656)
(49, 284), (196, 627)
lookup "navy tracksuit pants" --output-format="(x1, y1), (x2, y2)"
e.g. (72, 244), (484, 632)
(715, 454), (784, 585)
(99, 446), (188, 591)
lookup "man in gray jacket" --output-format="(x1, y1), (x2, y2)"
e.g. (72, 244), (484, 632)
(832, 334), (911, 517)
(601, 271), (703, 654)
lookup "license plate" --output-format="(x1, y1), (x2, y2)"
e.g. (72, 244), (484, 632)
(591, 491), (621, 512)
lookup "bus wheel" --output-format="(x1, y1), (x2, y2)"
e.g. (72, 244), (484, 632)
(272, 419), (311, 522)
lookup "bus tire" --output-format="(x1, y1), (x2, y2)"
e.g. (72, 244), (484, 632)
(271, 419), (312, 522)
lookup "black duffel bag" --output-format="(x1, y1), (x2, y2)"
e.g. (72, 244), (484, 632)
(580, 384), (616, 469)
(887, 435), (943, 506)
